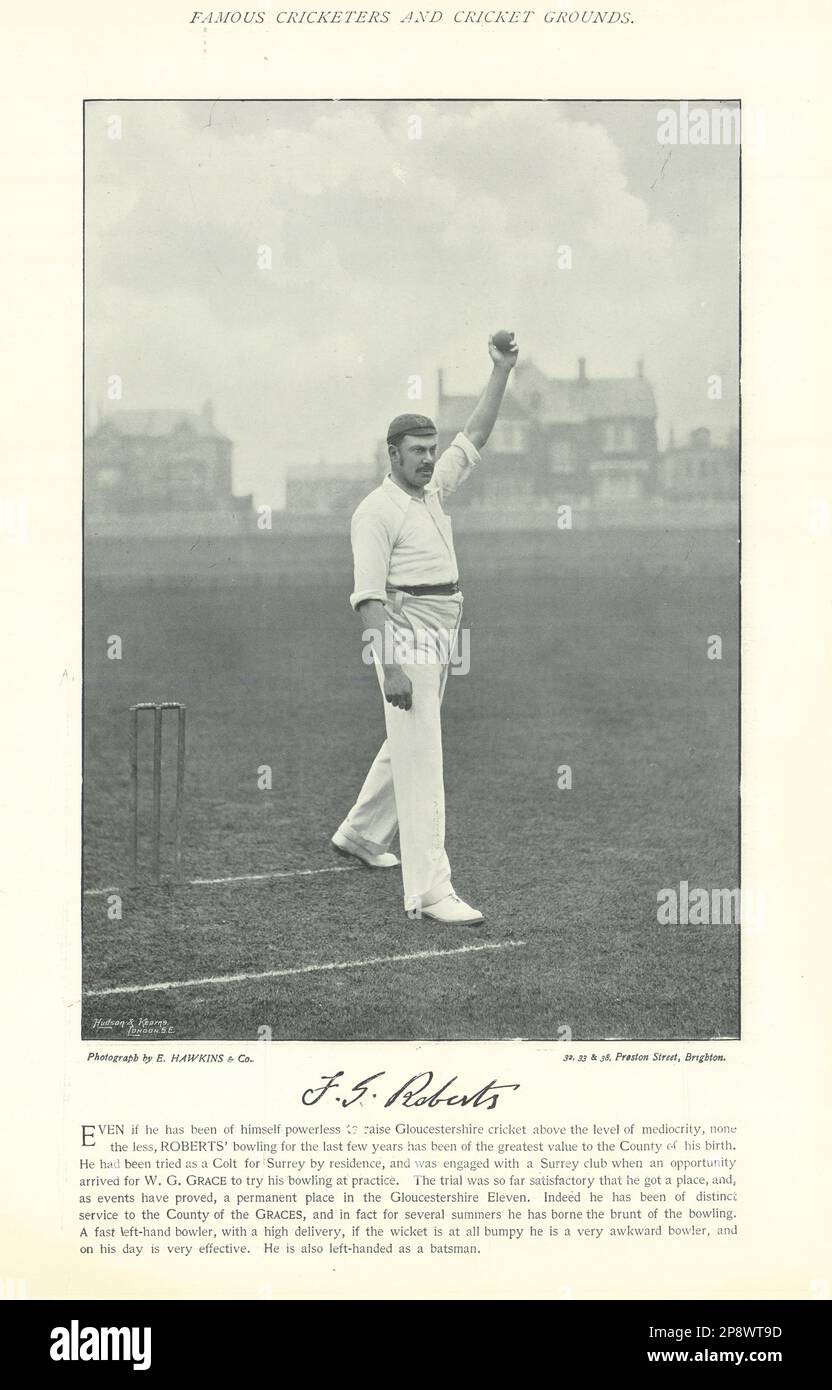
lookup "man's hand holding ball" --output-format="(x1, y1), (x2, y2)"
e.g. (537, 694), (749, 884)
(490, 330), (519, 369)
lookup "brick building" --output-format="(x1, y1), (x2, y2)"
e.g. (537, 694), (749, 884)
(85, 402), (254, 535)
(280, 360), (736, 527)
(436, 357), (659, 508)
(659, 426), (739, 500)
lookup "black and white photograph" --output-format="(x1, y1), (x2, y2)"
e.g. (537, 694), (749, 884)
(82, 98), (740, 1042)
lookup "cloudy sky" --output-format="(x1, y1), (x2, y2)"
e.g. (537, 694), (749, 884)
(85, 99), (739, 507)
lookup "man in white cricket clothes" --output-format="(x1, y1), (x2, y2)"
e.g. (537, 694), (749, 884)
(332, 333), (519, 925)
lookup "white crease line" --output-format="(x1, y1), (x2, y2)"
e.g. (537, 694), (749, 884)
(84, 940), (527, 998)
(83, 864), (360, 897)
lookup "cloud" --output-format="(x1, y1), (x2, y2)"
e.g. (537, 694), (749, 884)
(85, 100), (739, 504)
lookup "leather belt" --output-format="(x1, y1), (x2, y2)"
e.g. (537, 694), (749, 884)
(391, 581), (460, 596)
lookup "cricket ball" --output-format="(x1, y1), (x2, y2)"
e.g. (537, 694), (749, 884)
(493, 330), (514, 352)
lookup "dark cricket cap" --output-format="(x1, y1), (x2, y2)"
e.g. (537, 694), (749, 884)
(386, 413), (437, 444)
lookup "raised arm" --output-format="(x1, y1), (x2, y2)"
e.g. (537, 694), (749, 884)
(463, 333), (519, 451)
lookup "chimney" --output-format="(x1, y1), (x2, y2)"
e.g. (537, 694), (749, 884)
(437, 368), (444, 403)
(201, 399), (214, 427)
(636, 357), (644, 379)
(577, 357), (586, 382)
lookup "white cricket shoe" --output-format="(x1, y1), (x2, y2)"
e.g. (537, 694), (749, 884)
(331, 829), (400, 869)
(418, 892), (484, 926)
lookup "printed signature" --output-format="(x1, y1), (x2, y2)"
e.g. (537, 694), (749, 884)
(301, 1070), (519, 1112)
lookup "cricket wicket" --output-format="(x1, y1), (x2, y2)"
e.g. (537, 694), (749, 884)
(130, 702), (186, 886)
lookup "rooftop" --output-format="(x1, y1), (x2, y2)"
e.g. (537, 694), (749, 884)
(90, 405), (230, 443)
(438, 359), (657, 427)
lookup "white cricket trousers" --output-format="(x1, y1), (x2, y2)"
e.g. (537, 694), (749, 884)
(337, 593), (462, 911)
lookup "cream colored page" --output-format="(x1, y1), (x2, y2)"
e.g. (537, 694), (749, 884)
(0, 1), (829, 1299)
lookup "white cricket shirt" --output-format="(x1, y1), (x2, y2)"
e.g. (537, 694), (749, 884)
(349, 431), (480, 610)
